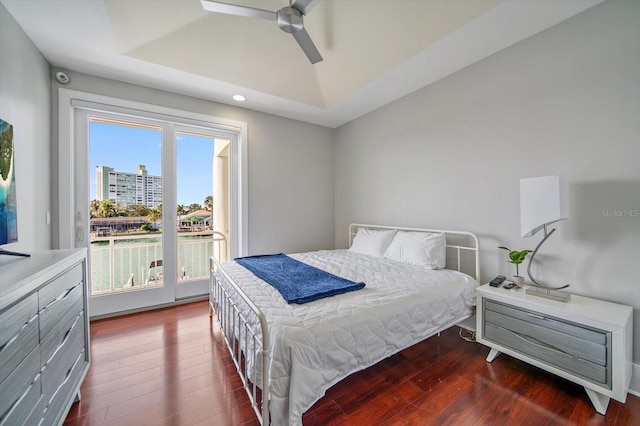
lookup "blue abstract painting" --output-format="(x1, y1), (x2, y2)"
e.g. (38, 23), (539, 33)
(0, 118), (18, 245)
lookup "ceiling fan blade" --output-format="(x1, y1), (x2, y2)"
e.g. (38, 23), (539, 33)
(292, 28), (323, 64)
(200, 0), (277, 21)
(291, 0), (321, 15)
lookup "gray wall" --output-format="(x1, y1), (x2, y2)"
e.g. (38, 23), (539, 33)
(335, 0), (640, 361)
(51, 72), (335, 256)
(0, 2), (51, 252)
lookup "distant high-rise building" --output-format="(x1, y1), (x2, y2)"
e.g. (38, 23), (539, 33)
(96, 165), (162, 208)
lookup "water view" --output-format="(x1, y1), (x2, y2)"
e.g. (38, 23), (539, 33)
(90, 232), (224, 295)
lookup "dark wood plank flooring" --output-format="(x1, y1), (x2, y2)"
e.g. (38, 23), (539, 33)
(64, 301), (640, 425)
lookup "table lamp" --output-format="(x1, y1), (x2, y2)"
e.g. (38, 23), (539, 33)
(520, 175), (571, 302)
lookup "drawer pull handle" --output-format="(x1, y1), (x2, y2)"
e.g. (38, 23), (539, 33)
(496, 324), (571, 357)
(0, 314), (38, 353)
(527, 312), (545, 320)
(45, 314), (82, 366)
(43, 283), (81, 311)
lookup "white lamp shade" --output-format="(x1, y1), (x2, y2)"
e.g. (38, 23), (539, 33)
(520, 175), (569, 237)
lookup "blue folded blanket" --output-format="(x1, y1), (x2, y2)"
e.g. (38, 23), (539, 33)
(235, 254), (365, 304)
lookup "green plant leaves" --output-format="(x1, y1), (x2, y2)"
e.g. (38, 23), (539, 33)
(498, 246), (532, 276)
(498, 246), (532, 265)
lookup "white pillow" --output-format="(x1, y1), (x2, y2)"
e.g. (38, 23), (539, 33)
(383, 231), (446, 269)
(349, 228), (397, 257)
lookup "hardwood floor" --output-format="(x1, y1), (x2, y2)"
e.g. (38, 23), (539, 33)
(64, 301), (640, 425)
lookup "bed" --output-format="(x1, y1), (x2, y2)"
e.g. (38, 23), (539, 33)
(209, 224), (480, 426)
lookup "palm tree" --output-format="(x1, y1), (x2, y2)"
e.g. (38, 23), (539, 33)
(177, 204), (186, 228)
(204, 196), (213, 211)
(147, 206), (162, 229)
(188, 203), (202, 213)
(98, 200), (115, 218)
(90, 200), (101, 218)
(127, 203), (151, 217)
(115, 202), (127, 217)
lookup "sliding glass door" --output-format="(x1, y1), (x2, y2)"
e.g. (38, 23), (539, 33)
(174, 126), (230, 300)
(74, 108), (232, 316)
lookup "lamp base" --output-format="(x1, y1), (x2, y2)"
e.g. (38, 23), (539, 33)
(525, 286), (571, 303)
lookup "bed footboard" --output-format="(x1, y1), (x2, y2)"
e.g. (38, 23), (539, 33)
(209, 256), (270, 425)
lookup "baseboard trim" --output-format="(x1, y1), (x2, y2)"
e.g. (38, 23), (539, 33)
(629, 363), (640, 397)
(89, 295), (208, 321)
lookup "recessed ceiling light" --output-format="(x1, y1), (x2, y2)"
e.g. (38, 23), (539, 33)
(232, 95), (246, 102)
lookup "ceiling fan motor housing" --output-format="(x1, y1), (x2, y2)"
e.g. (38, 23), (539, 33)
(277, 7), (304, 33)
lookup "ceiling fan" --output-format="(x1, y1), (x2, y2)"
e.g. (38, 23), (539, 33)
(200, 0), (323, 64)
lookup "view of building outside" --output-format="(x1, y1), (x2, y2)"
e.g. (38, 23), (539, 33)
(96, 164), (162, 208)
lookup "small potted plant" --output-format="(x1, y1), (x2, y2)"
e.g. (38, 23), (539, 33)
(498, 246), (532, 287)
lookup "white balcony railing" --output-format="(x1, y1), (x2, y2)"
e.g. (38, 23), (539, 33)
(90, 231), (227, 295)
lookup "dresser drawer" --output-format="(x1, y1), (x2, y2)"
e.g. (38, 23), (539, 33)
(0, 313), (38, 384)
(39, 281), (84, 342)
(24, 386), (46, 426)
(485, 322), (608, 386)
(41, 350), (86, 426)
(0, 373), (41, 426)
(0, 346), (40, 418)
(38, 263), (83, 311)
(39, 280), (84, 347)
(0, 294), (39, 385)
(41, 313), (85, 398)
(0, 293), (38, 346)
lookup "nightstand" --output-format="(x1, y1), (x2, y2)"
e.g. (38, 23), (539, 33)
(476, 284), (632, 415)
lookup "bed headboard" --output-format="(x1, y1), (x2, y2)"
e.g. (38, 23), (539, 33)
(348, 223), (480, 282)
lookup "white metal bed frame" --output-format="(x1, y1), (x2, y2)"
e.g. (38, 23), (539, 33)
(209, 223), (480, 425)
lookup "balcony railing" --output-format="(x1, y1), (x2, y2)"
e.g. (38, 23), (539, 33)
(90, 231), (227, 295)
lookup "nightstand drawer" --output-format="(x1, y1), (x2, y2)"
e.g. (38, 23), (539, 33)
(485, 322), (608, 386)
(485, 300), (606, 344)
(485, 307), (607, 366)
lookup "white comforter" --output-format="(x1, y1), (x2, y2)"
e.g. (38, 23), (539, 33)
(216, 249), (478, 426)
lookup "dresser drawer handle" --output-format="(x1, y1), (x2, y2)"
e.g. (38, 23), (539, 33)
(0, 314), (38, 353)
(527, 312), (545, 320)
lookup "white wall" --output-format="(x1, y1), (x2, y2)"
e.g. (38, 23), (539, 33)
(335, 0), (640, 362)
(51, 71), (335, 255)
(0, 2), (51, 252)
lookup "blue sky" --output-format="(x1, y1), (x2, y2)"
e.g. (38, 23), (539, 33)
(89, 121), (214, 207)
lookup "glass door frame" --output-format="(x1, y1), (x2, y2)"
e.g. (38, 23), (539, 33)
(172, 123), (230, 300)
(57, 88), (248, 317)
(75, 109), (174, 315)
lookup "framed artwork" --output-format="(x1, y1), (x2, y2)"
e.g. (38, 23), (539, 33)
(0, 118), (18, 245)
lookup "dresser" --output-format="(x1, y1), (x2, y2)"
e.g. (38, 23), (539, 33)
(476, 284), (632, 415)
(0, 249), (89, 426)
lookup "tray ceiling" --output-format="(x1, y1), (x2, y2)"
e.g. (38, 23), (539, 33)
(1, 0), (604, 127)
